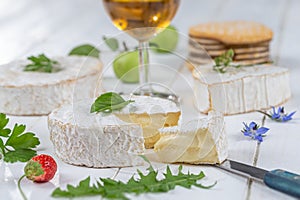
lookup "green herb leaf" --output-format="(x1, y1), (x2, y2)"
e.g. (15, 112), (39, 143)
(4, 149), (37, 163)
(0, 113), (10, 137)
(90, 92), (134, 113)
(24, 54), (58, 73)
(213, 49), (241, 73)
(52, 177), (102, 198)
(69, 44), (100, 58)
(103, 36), (119, 52)
(52, 165), (215, 199)
(0, 113), (40, 163)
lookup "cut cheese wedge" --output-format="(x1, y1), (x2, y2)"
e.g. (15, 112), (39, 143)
(0, 56), (102, 115)
(115, 95), (181, 148)
(48, 99), (145, 168)
(154, 111), (228, 164)
(193, 64), (291, 115)
(48, 95), (181, 167)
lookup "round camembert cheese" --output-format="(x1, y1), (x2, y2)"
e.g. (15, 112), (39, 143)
(0, 56), (102, 115)
(48, 95), (181, 168)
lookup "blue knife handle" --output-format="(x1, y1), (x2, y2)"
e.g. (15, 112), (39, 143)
(264, 169), (300, 198)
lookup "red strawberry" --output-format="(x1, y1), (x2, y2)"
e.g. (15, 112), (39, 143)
(24, 154), (57, 182)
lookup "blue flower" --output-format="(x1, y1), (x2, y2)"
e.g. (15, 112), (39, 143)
(242, 122), (269, 143)
(270, 107), (296, 122)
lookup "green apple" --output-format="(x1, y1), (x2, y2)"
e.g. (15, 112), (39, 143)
(150, 25), (179, 53)
(113, 51), (139, 83)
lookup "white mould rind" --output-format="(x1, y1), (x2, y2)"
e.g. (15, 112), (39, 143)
(48, 101), (145, 168)
(0, 56), (102, 115)
(193, 65), (291, 115)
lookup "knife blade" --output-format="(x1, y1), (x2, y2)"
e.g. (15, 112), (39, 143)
(216, 159), (300, 198)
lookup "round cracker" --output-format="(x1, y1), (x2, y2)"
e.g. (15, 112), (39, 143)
(235, 57), (271, 65)
(233, 46), (269, 54)
(234, 51), (269, 60)
(189, 21), (273, 45)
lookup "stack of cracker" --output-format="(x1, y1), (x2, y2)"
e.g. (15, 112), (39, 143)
(188, 21), (273, 68)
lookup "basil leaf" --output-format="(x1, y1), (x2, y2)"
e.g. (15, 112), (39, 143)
(90, 92), (134, 113)
(69, 44), (100, 58)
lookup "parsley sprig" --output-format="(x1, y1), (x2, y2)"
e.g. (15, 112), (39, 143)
(90, 92), (134, 113)
(24, 54), (59, 73)
(213, 49), (241, 73)
(52, 165), (215, 199)
(0, 113), (40, 163)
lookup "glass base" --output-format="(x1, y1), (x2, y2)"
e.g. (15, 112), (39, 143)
(130, 83), (180, 105)
(133, 91), (179, 104)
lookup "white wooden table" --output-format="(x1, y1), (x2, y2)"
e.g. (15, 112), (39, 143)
(1, 0), (300, 199)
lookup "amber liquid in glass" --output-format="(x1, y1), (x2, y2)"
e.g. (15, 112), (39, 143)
(103, 0), (180, 41)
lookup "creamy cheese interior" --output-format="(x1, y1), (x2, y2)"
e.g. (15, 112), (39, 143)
(154, 111), (228, 164)
(115, 95), (181, 148)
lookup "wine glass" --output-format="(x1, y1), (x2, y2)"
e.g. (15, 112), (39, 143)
(102, 0), (180, 100)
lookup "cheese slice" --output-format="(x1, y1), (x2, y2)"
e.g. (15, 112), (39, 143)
(115, 95), (181, 148)
(193, 64), (291, 115)
(154, 111), (228, 164)
(0, 56), (102, 115)
(48, 99), (145, 168)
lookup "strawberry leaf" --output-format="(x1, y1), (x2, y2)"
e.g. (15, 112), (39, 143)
(52, 165), (215, 199)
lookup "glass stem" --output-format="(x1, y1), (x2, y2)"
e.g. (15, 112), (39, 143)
(138, 41), (150, 95)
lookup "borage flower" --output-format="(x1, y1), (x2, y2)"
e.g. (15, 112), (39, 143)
(242, 121), (269, 143)
(257, 106), (296, 122)
(270, 106), (296, 122)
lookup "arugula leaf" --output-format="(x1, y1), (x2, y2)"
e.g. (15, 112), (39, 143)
(69, 44), (100, 58)
(52, 165), (215, 199)
(103, 36), (119, 52)
(24, 54), (58, 73)
(52, 177), (102, 198)
(213, 49), (241, 73)
(90, 92), (134, 113)
(0, 113), (40, 163)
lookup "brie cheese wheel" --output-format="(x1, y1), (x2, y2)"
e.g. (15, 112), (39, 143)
(115, 95), (181, 148)
(48, 99), (145, 168)
(154, 111), (228, 164)
(0, 56), (102, 115)
(193, 65), (291, 115)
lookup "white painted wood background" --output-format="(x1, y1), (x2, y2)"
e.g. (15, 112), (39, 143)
(0, 0), (300, 199)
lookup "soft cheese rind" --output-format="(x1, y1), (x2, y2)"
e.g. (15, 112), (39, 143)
(0, 56), (102, 115)
(48, 99), (145, 168)
(154, 111), (228, 164)
(193, 65), (291, 115)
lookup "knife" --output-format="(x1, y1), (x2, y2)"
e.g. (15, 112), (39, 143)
(216, 159), (300, 198)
